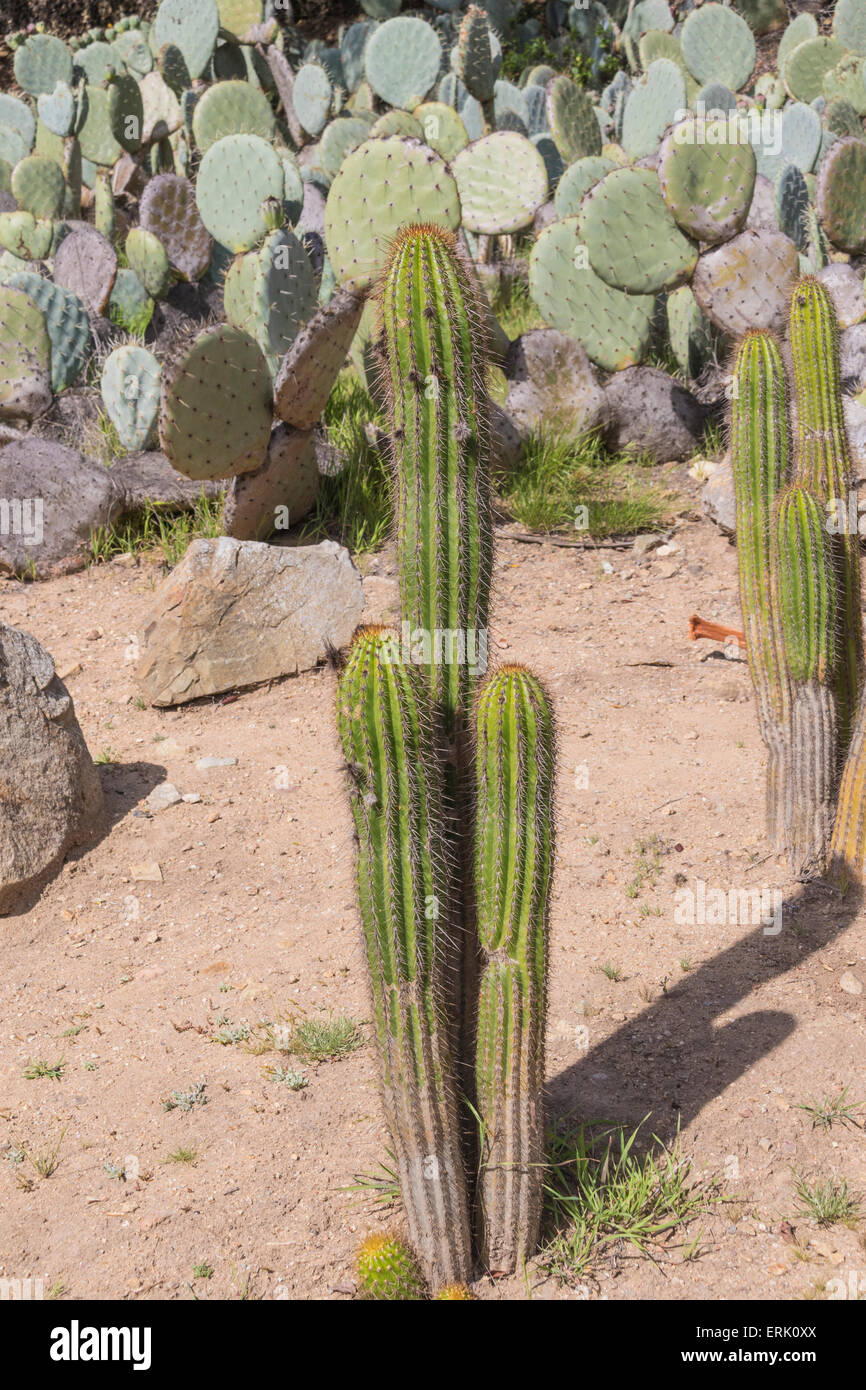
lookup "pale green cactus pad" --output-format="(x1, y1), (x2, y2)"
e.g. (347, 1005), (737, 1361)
(554, 155), (616, 218)
(412, 102), (469, 161)
(546, 74), (602, 163)
(835, 0), (866, 56)
(816, 136), (866, 252)
(783, 36), (846, 103)
(153, 0), (219, 80)
(579, 166), (699, 294)
(364, 17), (442, 110)
(0, 283), (51, 415)
(126, 226), (172, 299)
(223, 228), (318, 377)
(191, 80), (275, 153)
(14, 34), (74, 97)
(621, 58), (687, 161)
(529, 215), (655, 371)
(195, 133), (285, 253)
(657, 117), (756, 244)
(158, 323), (273, 481)
(681, 3), (755, 91)
(324, 137), (461, 293)
(101, 344), (162, 451)
(10, 156), (66, 219)
(451, 131), (547, 234)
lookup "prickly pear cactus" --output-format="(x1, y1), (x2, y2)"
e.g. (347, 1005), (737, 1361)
(658, 117), (756, 244)
(324, 137), (461, 293)
(529, 215), (656, 371)
(224, 227), (318, 377)
(6, 271), (91, 392)
(140, 173), (212, 283)
(579, 166), (699, 294)
(100, 345), (162, 451)
(364, 16), (442, 110)
(451, 131), (547, 234)
(195, 133), (286, 254)
(158, 323), (273, 481)
(816, 137), (866, 252)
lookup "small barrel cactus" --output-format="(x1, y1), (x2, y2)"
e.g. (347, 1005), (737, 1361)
(355, 1233), (428, 1301)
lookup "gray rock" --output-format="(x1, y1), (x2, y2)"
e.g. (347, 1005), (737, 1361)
(702, 457), (736, 535)
(490, 399), (524, 475)
(532, 200), (558, 234)
(111, 451), (224, 513)
(817, 263), (866, 330)
(0, 623), (103, 914)
(840, 322), (866, 392)
(195, 756), (237, 770)
(0, 437), (121, 578)
(224, 424), (320, 542)
(603, 366), (706, 462)
(296, 180), (327, 240)
(134, 536), (363, 706)
(145, 781), (182, 811)
(844, 397), (866, 475)
(505, 329), (608, 440)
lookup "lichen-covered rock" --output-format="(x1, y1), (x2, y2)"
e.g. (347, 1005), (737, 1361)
(603, 366), (707, 462)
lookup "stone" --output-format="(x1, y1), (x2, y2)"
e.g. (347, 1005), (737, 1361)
(490, 399), (524, 475)
(224, 425), (320, 542)
(505, 329), (608, 440)
(110, 451), (224, 514)
(134, 537), (364, 707)
(839, 970), (863, 996)
(843, 397), (866, 474)
(817, 263), (866, 329)
(840, 322), (866, 392)
(603, 366), (707, 462)
(129, 862), (163, 882)
(0, 623), (103, 914)
(145, 782), (182, 812)
(702, 455), (736, 535)
(195, 757), (237, 770)
(0, 437), (121, 579)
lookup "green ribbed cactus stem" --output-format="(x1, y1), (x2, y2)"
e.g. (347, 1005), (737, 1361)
(378, 222), (494, 1116)
(789, 276), (862, 749)
(773, 484), (839, 875)
(336, 627), (472, 1288)
(474, 666), (555, 1274)
(730, 330), (791, 852)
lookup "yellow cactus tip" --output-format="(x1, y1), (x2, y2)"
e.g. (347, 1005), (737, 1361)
(357, 1232), (391, 1262)
(434, 1283), (474, 1300)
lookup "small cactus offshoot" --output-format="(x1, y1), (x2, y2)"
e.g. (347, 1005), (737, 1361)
(355, 1233), (428, 1302)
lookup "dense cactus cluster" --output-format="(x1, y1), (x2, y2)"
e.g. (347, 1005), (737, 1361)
(337, 225), (555, 1289)
(731, 276), (866, 880)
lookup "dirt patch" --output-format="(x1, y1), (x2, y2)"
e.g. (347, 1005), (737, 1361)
(1, 483), (864, 1300)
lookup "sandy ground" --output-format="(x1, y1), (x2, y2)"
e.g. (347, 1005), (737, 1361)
(1, 484), (865, 1302)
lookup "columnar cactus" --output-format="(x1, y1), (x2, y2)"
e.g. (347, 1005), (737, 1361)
(379, 223), (494, 1083)
(336, 627), (472, 1288)
(788, 277), (862, 748)
(474, 665), (555, 1272)
(337, 225), (556, 1281)
(730, 330), (791, 852)
(732, 278), (857, 875)
(772, 485), (839, 876)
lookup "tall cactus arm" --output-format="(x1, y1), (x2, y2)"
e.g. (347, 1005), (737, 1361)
(336, 626), (473, 1287)
(789, 276), (862, 747)
(473, 665), (555, 1274)
(730, 329), (791, 850)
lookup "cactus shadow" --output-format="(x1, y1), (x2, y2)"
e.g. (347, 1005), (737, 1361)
(547, 880), (863, 1150)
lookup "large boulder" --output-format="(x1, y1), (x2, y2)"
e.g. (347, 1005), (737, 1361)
(134, 536), (364, 706)
(0, 437), (121, 578)
(505, 329), (608, 440)
(817, 263), (866, 330)
(702, 456), (736, 535)
(603, 366), (706, 462)
(0, 623), (103, 914)
(841, 322), (866, 393)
